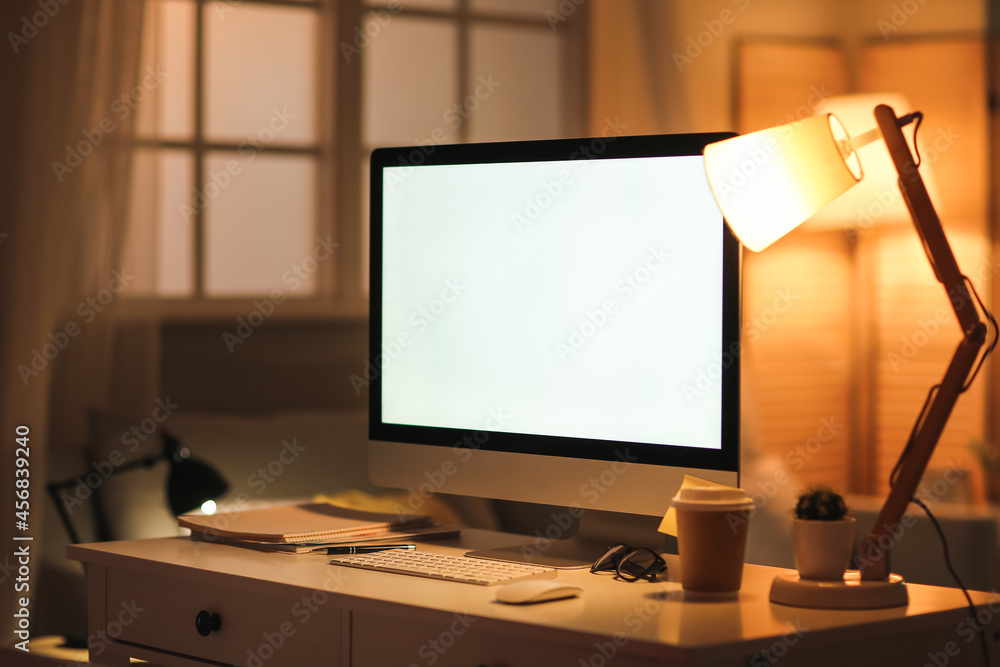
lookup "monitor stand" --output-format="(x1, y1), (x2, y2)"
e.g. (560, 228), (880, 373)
(465, 507), (672, 569)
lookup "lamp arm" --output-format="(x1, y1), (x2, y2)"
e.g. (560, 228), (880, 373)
(46, 482), (82, 545)
(47, 452), (165, 495)
(874, 105), (979, 330)
(46, 452), (164, 544)
(857, 105), (989, 581)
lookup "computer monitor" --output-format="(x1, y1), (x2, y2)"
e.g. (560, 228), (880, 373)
(368, 132), (740, 562)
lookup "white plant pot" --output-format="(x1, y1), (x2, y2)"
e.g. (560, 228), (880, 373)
(791, 517), (856, 581)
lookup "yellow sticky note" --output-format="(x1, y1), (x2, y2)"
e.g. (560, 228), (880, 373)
(657, 475), (729, 536)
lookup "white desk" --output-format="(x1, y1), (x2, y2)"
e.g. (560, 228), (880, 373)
(69, 530), (1000, 666)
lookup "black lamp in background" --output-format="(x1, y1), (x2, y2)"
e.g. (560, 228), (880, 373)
(48, 429), (229, 544)
(163, 431), (230, 517)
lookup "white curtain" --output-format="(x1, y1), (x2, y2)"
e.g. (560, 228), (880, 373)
(0, 0), (146, 641)
(587, 0), (690, 135)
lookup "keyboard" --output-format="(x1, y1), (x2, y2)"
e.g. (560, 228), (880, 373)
(329, 549), (558, 585)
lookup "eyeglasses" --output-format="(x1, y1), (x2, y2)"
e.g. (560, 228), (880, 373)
(590, 543), (667, 582)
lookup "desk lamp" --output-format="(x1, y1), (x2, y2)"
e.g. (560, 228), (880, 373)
(704, 103), (996, 608)
(48, 429), (229, 544)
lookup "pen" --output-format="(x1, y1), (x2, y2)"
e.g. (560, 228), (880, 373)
(327, 544), (417, 555)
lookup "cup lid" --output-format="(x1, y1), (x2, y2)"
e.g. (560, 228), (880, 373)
(671, 486), (754, 511)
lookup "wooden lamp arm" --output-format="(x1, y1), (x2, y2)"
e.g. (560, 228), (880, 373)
(857, 104), (989, 581)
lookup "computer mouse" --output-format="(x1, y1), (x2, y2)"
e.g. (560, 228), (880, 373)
(495, 580), (583, 604)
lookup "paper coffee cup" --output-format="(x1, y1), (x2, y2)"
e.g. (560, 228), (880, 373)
(671, 486), (754, 599)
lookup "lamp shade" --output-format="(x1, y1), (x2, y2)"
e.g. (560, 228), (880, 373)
(704, 114), (862, 252)
(167, 456), (230, 516)
(163, 431), (229, 516)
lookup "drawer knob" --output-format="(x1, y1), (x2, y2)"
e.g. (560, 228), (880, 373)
(195, 610), (222, 636)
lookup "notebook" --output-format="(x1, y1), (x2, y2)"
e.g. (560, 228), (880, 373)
(189, 524), (461, 553)
(177, 502), (432, 544)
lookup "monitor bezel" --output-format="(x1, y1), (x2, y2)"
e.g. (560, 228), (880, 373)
(369, 132), (740, 480)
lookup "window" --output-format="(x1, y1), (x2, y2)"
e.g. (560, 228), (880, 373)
(128, 0), (327, 302)
(359, 0), (579, 288)
(126, 0), (583, 310)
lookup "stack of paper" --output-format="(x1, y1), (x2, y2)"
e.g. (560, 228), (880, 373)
(178, 502), (455, 553)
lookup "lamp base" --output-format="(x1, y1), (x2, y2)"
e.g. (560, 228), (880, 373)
(770, 570), (908, 609)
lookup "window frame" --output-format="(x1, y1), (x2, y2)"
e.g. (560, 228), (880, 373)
(123, 0), (587, 321)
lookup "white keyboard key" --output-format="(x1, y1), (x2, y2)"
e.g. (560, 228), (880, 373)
(330, 550), (557, 586)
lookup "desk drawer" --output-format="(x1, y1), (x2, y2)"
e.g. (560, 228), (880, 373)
(353, 610), (659, 667)
(106, 567), (343, 666)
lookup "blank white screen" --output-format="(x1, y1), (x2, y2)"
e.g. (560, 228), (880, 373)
(380, 155), (724, 450)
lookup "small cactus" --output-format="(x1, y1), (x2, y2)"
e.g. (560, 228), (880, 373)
(794, 485), (849, 521)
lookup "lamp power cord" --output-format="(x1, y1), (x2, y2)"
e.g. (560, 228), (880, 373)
(911, 497), (991, 667)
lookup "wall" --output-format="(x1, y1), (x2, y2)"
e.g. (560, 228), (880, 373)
(590, 0), (986, 135)
(161, 318), (368, 414)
